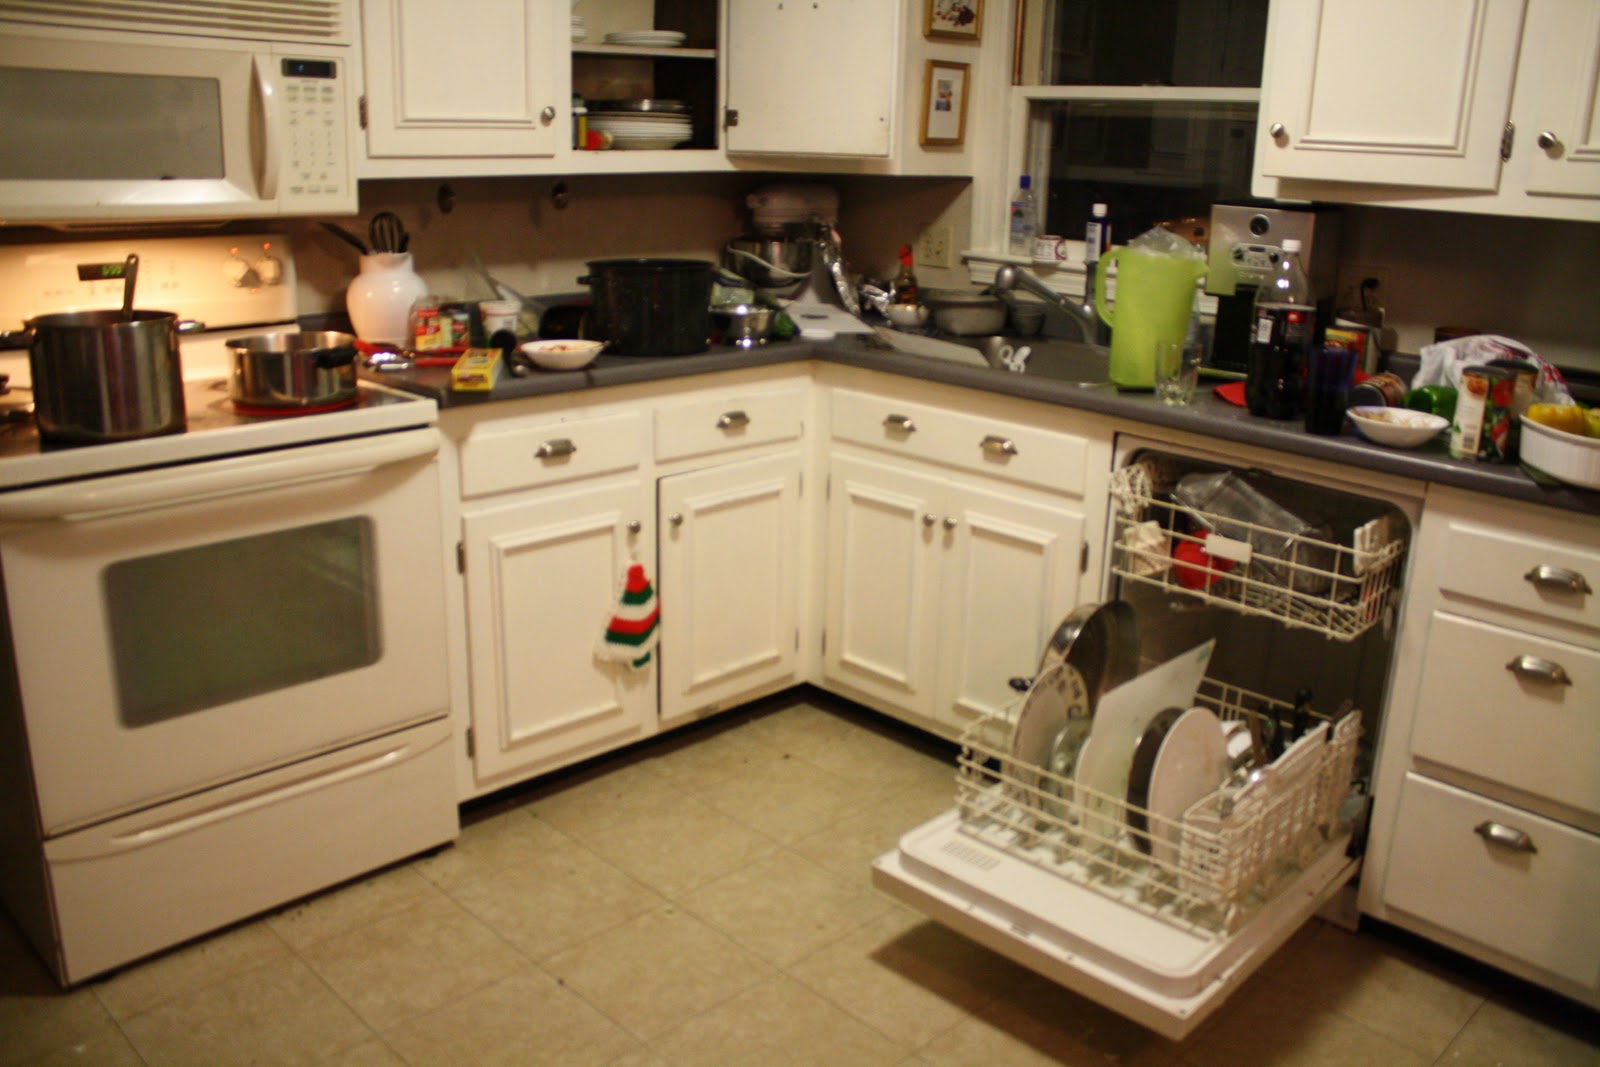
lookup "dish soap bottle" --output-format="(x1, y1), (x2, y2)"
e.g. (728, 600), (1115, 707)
(893, 244), (919, 305)
(1082, 202), (1112, 345)
(1008, 175), (1038, 256)
(1247, 238), (1316, 419)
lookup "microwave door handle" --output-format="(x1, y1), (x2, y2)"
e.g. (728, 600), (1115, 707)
(0, 428), (437, 523)
(253, 53), (279, 201)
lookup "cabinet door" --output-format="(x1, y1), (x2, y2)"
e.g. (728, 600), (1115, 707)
(724, 0), (898, 157)
(361, 0), (564, 159)
(823, 454), (944, 718)
(461, 481), (655, 783)
(1256, 0), (1526, 190)
(934, 482), (1086, 734)
(658, 453), (803, 724)
(1520, 0), (1600, 198)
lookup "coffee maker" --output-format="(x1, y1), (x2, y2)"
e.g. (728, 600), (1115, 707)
(1205, 202), (1340, 374)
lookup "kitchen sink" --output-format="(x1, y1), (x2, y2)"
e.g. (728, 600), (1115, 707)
(952, 335), (1112, 385)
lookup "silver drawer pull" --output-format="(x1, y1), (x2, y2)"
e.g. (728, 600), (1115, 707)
(883, 413), (917, 433)
(1474, 820), (1537, 854)
(534, 438), (576, 460)
(922, 513), (937, 526)
(980, 434), (1018, 456)
(1523, 564), (1592, 595)
(716, 410), (750, 430)
(1505, 655), (1573, 686)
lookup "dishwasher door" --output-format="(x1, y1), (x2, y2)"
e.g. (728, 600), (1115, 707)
(874, 431), (1422, 1040)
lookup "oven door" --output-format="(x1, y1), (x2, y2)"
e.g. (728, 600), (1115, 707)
(0, 428), (448, 835)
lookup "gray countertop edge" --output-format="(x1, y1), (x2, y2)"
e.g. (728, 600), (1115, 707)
(364, 338), (1600, 517)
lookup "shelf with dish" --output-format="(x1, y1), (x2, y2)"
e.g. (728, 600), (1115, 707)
(572, 44), (715, 60)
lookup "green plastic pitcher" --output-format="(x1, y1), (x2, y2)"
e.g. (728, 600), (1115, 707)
(1094, 245), (1206, 390)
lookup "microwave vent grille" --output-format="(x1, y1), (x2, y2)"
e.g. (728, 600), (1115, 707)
(0, 1), (351, 44)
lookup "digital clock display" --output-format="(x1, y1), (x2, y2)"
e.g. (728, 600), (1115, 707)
(76, 262), (131, 282)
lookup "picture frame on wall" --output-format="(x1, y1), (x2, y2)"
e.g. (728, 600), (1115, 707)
(920, 60), (970, 146)
(924, 0), (983, 41)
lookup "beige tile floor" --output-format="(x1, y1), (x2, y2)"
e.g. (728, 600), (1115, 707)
(3, 690), (1598, 1067)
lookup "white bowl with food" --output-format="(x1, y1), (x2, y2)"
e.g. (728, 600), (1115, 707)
(1347, 405), (1448, 448)
(1520, 415), (1600, 489)
(520, 338), (604, 370)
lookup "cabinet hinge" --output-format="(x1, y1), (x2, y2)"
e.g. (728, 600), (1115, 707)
(456, 541), (465, 574)
(821, 630), (826, 654)
(794, 627), (800, 652)
(465, 726), (475, 758)
(359, 94), (368, 130)
(1501, 122), (1514, 162)
(825, 473), (831, 501)
(1080, 542), (1090, 574)
(724, 107), (740, 128)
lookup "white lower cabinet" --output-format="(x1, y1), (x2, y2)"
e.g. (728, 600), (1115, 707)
(658, 452), (804, 724)
(461, 479), (657, 783)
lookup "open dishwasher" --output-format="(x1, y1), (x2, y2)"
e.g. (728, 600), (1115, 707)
(872, 432), (1420, 1039)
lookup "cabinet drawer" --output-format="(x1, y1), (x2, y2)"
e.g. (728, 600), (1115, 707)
(458, 410), (644, 498)
(655, 387), (805, 462)
(1384, 773), (1600, 994)
(1412, 612), (1600, 820)
(830, 388), (1088, 495)
(1436, 509), (1600, 631)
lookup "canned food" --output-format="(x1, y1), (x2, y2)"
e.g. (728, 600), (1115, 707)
(1348, 371), (1407, 409)
(1452, 365), (1515, 461)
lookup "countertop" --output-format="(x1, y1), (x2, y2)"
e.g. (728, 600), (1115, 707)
(363, 337), (1600, 517)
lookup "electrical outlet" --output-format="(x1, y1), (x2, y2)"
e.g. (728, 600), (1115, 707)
(1335, 263), (1389, 316)
(914, 224), (954, 270)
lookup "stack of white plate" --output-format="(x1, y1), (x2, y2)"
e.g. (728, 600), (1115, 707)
(570, 14), (586, 42)
(603, 29), (686, 47)
(588, 111), (693, 150)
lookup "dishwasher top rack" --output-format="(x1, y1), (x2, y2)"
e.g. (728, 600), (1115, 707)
(1109, 466), (1407, 642)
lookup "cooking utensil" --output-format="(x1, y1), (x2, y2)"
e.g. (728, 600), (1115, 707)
(578, 258), (713, 356)
(711, 303), (774, 347)
(26, 308), (185, 442)
(368, 212), (408, 254)
(923, 289), (1007, 336)
(118, 253), (139, 321)
(1036, 601), (1141, 709)
(224, 330), (358, 409)
(321, 221), (370, 256)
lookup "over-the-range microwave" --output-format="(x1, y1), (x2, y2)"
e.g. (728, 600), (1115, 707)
(0, 2), (358, 225)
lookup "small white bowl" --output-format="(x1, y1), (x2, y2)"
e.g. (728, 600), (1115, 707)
(1520, 415), (1600, 489)
(1347, 405), (1449, 448)
(884, 303), (928, 329)
(520, 338), (603, 370)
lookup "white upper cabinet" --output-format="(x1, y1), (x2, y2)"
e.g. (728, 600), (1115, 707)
(1253, 0), (1600, 219)
(360, 0), (565, 163)
(1256, 0), (1526, 191)
(724, 0), (899, 157)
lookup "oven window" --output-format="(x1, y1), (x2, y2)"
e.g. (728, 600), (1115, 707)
(0, 67), (225, 181)
(103, 518), (381, 727)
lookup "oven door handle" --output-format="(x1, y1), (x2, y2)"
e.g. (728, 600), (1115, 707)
(0, 428), (438, 522)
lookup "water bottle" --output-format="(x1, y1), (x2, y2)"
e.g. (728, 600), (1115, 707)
(1008, 175), (1038, 256)
(1246, 238), (1316, 419)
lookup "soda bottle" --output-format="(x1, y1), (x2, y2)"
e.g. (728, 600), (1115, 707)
(1246, 238), (1316, 419)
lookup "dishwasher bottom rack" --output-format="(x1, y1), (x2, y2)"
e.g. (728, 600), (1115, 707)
(954, 679), (1363, 938)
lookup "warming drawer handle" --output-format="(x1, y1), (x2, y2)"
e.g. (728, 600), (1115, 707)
(980, 434), (1018, 456)
(534, 438), (577, 460)
(716, 410), (750, 430)
(1474, 820), (1537, 854)
(1505, 655), (1573, 686)
(883, 413), (917, 433)
(1523, 564), (1592, 595)
(0, 428), (439, 523)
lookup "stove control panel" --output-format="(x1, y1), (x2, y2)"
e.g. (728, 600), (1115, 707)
(0, 234), (299, 334)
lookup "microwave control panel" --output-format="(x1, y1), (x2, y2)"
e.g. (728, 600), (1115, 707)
(276, 54), (355, 213)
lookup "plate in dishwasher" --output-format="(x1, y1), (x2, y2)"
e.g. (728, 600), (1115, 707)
(871, 808), (1359, 1040)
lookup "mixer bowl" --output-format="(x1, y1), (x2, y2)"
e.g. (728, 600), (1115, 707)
(721, 235), (815, 296)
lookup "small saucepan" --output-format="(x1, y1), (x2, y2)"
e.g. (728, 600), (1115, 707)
(225, 330), (358, 410)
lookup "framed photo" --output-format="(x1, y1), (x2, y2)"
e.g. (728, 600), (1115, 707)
(924, 0), (983, 41)
(920, 60), (970, 146)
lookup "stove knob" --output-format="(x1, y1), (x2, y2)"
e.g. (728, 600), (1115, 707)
(221, 256), (258, 288)
(254, 254), (284, 285)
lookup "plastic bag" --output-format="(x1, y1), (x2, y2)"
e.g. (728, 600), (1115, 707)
(1411, 334), (1573, 404)
(1128, 223), (1209, 264)
(1173, 472), (1335, 596)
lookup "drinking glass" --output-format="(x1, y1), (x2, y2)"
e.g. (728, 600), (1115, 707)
(1155, 340), (1202, 405)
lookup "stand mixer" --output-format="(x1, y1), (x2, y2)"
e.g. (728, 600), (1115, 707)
(721, 184), (868, 336)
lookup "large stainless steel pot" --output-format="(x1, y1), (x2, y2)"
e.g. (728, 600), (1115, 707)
(225, 330), (358, 409)
(578, 258), (713, 356)
(26, 309), (185, 443)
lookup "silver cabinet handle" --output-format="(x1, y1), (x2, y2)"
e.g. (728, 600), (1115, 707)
(534, 438), (576, 459)
(627, 520), (641, 535)
(1505, 655), (1573, 686)
(1475, 820), (1537, 854)
(883, 413), (917, 433)
(922, 513), (937, 526)
(1523, 565), (1592, 595)
(716, 410), (750, 430)
(540, 105), (557, 123)
(942, 516), (957, 530)
(1536, 130), (1563, 152)
(670, 513), (684, 527)
(1269, 122), (1288, 144)
(980, 434), (1018, 456)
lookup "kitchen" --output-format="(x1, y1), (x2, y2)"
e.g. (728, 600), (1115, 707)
(2, 1), (1599, 1064)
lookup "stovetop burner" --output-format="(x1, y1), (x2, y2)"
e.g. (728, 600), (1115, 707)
(229, 395), (360, 418)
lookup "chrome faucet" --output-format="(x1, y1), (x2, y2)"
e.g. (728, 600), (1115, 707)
(990, 264), (1100, 343)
